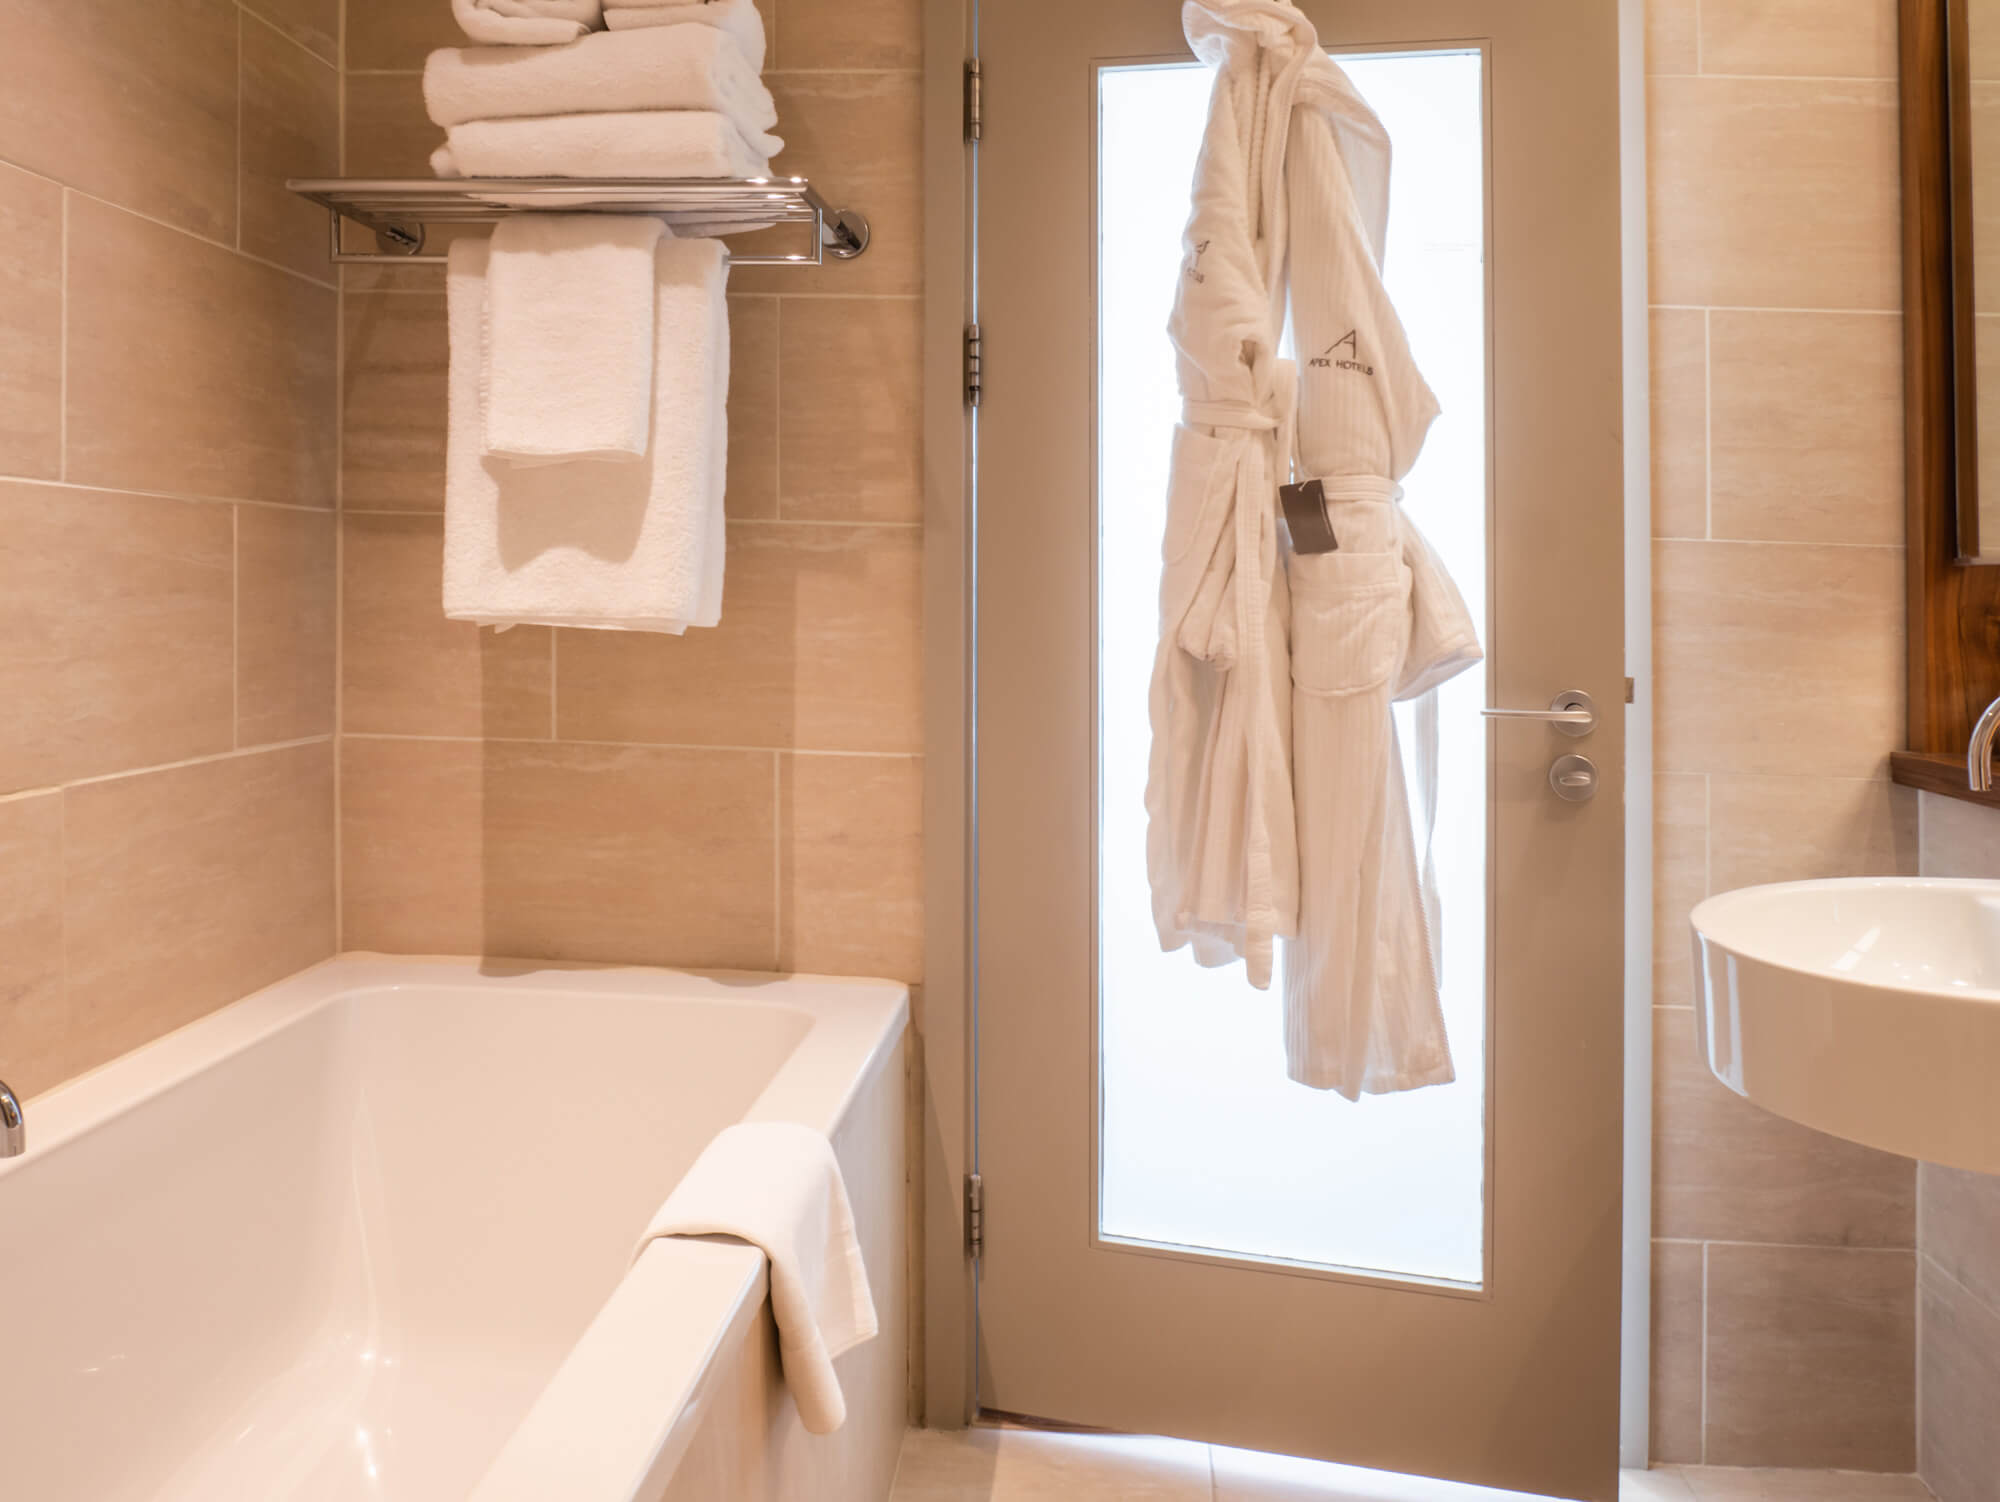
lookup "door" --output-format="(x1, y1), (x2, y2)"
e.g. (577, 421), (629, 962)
(974, 4), (1626, 1500)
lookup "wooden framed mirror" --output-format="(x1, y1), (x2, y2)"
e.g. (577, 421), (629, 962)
(1897, 0), (2000, 788)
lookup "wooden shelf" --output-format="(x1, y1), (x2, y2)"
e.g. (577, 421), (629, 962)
(1890, 749), (2000, 811)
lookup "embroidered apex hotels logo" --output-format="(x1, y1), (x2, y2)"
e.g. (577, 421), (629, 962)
(1309, 329), (1374, 376)
(1185, 239), (1210, 284)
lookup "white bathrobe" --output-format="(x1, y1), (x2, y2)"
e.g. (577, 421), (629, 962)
(1146, 0), (1482, 1098)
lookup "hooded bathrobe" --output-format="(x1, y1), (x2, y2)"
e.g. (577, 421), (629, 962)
(1146, 0), (1483, 1098)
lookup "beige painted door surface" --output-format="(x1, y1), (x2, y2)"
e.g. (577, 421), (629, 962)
(973, 4), (1626, 1500)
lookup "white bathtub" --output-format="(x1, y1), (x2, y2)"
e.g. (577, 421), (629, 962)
(0, 955), (910, 1502)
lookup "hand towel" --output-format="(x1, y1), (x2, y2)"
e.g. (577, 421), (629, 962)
(424, 25), (778, 143)
(435, 111), (779, 179)
(444, 235), (731, 632)
(483, 214), (664, 464)
(635, 1123), (878, 1436)
(453, 0), (603, 46)
(602, 0), (766, 70)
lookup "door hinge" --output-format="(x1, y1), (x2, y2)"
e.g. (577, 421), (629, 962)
(964, 58), (983, 144)
(965, 1172), (985, 1259)
(964, 323), (983, 408)
(1624, 676), (1636, 704)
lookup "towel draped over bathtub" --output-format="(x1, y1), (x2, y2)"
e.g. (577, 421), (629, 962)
(1145, 0), (1482, 1098)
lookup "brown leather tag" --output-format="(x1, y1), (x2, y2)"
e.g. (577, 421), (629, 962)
(1280, 478), (1340, 555)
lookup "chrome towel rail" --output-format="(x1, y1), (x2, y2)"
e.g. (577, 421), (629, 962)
(286, 177), (871, 267)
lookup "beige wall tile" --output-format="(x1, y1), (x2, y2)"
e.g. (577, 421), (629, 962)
(341, 735), (486, 954)
(1975, 0), (2000, 82)
(1919, 1162), (2000, 1313)
(238, 506), (336, 745)
(735, 73), (923, 297)
(1705, 1244), (1915, 1470)
(1655, 775), (1707, 1009)
(0, 794), (67, 1099)
(480, 743), (778, 971)
(1654, 540), (1903, 779)
(342, 294), (449, 511)
(242, 0), (338, 64)
(1918, 1260), (2000, 1502)
(1649, 78), (1899, 312)
(1707, 775), (1917, 891)
(780, 753), (922, 982)
(1652, 1240), (1706, 1465)
(1647, 0), (1698, 73)
(344, 72), (439, 179)
(728, 296), (780, 520)
(1919, 784), (2000, 876)
(556, 523), (922, 752)
(66, 198), (337, 507)
(1700, 0), (1899, 79)
(342, 513), (552, 739)
(0, 482), (234, 795)
(775, 0), (920, 69)
(240, 12), (339, 281)
(64, 743), (335, 1072)
(779, 298), (923, 523)
(0, 163), (63, 481)
(1709, 312), (1902, 546)
(1652, 309), (1706, 539)
(0, 0), (237, 240)
(347, 0), (461, 71)
(1654, 1007), (1915, 1246)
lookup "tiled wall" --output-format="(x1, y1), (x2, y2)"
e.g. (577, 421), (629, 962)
(1645, 0), (1919, 1470)
(1912, 794), (2000, 1501)
(0, 0), (340, 1098)
(335, 0), (924, 981)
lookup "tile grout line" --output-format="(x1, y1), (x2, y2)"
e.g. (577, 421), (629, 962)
(342, 732), (923, 759)
(232, 506), (242, 749)
(1700, 1240), (1710, 1464)
(234, 6), (245, 253)
(39, 737), (335, 797)
(771, 751), (783, 970)
(0, 150), (340, 295)
(1651, 303), (1899, 317)
(238, 1), (338, 70)
(58, 190), (68, 483)
(1701, 308), (1712, 540)
(333, 0), (348, 953)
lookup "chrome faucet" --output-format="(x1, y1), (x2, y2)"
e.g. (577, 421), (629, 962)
(0, 1078), (21, 1158)
(1971, 694), (2000, 794)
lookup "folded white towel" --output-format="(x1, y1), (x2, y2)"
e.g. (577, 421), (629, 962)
(444, 235), (731, 632)
(484, 215), (664, 465)
(424, 26), (777, 143)
(453, 0), (603, 45)
(603, 0), (766, 71)
(636, 1123), (878, 1436)
(433, 110), (778, 179)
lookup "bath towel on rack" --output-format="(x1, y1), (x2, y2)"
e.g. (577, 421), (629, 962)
(444, 235), (730, 632)
(431, 110), (779, 180)
(602, 0), (767, 69)
(452, 0), (604, 46)
(424, 24), (777, 141)
(483, 214), (665, 465)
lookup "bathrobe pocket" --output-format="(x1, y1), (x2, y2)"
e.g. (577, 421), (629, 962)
(1288, 550), (1411, 695)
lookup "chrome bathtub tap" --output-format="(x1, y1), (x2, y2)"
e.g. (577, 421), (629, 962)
(0, 1078), (21, 1158)
(1971, 694), (2000, 794)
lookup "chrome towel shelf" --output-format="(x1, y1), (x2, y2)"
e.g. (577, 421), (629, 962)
(286, 177), (871, 267)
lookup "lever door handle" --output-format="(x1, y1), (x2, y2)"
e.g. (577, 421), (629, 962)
(1481, 690), (1597, 738)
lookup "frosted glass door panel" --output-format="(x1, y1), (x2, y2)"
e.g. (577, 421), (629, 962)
(1097, 53), (1489, 1287)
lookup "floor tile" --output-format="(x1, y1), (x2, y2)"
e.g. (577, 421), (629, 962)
(1679, 1468), (1933, 1499)
(891, 1428), (1209, 1500)
(1212, 1443), (1565, 1500)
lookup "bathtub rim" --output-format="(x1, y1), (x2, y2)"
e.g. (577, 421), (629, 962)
(2, 952), (911, 1180)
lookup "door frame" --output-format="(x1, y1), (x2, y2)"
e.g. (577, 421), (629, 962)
(916, 0), (1660, 1455)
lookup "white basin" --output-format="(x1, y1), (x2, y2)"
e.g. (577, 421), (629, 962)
(1689, 878), (2000, 1174)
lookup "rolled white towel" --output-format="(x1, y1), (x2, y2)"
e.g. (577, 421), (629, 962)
(452, 0), (603, 45)
(425, 26), (777, 143)
(435, 110), (778, 179)
(602, 0), (766, 71)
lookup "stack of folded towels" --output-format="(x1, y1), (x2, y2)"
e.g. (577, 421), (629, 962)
(430, 0), (779, 179)
(431, 0), (775, 633)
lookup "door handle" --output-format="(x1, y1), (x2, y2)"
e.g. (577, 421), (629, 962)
(1481, 690), (1596, 739)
